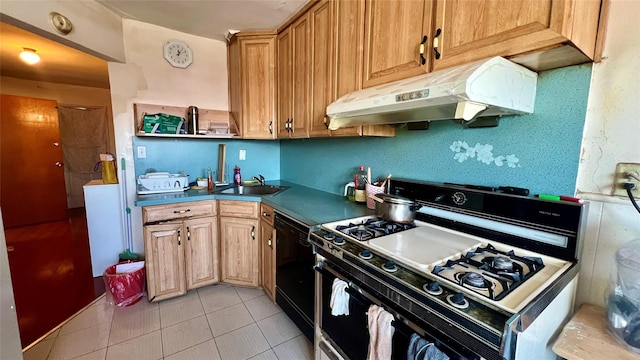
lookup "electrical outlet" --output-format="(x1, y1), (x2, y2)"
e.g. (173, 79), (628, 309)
(612, 162), (640, 197)
(239, 149), (246, 160)
(137, 146), (147, 159)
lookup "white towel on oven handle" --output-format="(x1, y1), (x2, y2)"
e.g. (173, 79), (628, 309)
(330, 278), (350, 316)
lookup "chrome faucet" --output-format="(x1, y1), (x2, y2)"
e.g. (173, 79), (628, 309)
(252, 174), (265, 186)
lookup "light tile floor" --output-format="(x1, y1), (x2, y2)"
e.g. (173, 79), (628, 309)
(23, 284), (313, 360)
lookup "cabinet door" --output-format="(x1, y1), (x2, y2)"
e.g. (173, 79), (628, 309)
(184, 217), (219, 290)
(144, 222), (186, 301)
(308, 0), (333, 137)
(240, 36), (277, 139)
(220, 217), (260, 287)
(277, 28), (293, 138)
(261, 220), (276, 301)
(362, 0), (432, 88)
(431, 0), (601, 71)
(290, 15), (310, 138)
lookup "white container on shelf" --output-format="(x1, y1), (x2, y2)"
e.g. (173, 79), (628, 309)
(83, 180), (124, 277)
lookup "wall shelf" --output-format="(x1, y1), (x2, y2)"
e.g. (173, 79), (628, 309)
(134, 103), (240, 139)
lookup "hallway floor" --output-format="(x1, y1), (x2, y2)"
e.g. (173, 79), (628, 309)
(23, 285), (313, 360)
(4, 208), (105, 348)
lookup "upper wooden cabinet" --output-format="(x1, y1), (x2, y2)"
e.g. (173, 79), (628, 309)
(432, 0), (603, 72)
(308, 0), (333, 137)
(361, 0), (604, 86)
(362, 0), (432, 88)
(228, 32), (277, 139)
(278, 16), (310, 138)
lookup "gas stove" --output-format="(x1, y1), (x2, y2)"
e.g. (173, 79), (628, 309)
(310, 178), (587, 360)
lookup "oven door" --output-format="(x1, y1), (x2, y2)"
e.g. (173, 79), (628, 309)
(316, 260), (411, 360)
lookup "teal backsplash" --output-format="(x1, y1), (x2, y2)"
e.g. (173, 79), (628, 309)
(281, 64), (592, 196)
(132, 138), (280, 183)
(133, 63), (591, 196)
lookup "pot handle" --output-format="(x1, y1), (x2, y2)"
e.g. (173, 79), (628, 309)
(368, 193), (384, 203)
(410, 204), (423, 211)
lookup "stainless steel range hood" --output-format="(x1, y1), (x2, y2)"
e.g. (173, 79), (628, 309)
(326, 57), (537, 130)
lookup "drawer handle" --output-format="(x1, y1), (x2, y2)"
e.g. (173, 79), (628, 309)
(251, 225), (255, 240)
(177, 229), (181, 246)
(268, 236), (273, 248)
(187, 226), (191, 241)
(262, 212), (271, 217)
(173, 209), (191, 214)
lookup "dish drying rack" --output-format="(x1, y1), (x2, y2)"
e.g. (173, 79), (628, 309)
(137, 172), (189, 195)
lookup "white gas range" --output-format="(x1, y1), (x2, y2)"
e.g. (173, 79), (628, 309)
(310, 179), (587, 360)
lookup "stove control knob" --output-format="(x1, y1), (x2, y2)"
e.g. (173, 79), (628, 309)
(334, 236), (345, 245)
(451, 293), (465, 305)
(447, 292), (469, 309)
(359, 249), (373, 259)
(383, 261), (398, 272)
(424, 281), (443, 295)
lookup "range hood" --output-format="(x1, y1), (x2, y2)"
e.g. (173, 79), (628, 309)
(326, 56), (537, 130)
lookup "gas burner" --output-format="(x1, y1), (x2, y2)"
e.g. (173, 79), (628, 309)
(493, 256), (513, 270)
(459, 272), (490, 288)
(348, 225), (374, 241)
(334, 236), (346, 245)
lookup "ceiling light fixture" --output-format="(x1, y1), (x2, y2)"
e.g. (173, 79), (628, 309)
(19, 48), (40, 65)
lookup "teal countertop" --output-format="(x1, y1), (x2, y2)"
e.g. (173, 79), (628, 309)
(134, 180), (372, 226)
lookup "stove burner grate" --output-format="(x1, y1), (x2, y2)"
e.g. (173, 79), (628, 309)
(335, 219), (416, 241)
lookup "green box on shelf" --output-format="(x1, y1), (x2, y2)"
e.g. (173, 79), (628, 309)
(142, 113), (186, 134)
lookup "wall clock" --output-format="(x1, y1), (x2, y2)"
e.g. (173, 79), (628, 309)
(163, 40), (193, 69)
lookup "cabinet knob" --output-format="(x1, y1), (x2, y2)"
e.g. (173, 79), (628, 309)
(173, 209), (191, 214)
(419, 35), (428, 65)
(268, 236), (272, 248)
(323, 115), (329, 129)
(187, 226), (191, 241)
(433, 28), (442, 60)
(251, 225), (255, 240)
(262, 212), (271, 217)
(269, 120), (273, 134)
(177, 229), (181, 246)
(55, 161), (64, 167)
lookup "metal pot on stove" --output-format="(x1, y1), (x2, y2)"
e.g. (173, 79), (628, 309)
(369, 193), (422, 224)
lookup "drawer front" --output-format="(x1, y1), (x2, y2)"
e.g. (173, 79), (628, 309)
(143, 200), (217, 223)
(260, 203), (275, 226)
(219, 200), (258, 219)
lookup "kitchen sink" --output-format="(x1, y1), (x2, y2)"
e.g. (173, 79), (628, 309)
(218, 185), (286, 196)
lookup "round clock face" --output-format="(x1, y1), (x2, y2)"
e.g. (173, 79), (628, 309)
(163, 40), (193, 68)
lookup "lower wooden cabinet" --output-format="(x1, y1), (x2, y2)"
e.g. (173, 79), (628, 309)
(260, 204), (276, 300)
(219, 201), (260, 287)
(143, 201), (218, 302)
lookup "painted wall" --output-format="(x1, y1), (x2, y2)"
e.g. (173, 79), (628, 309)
(132, 137), (280, 182)
(574, 0), (640, 308)
(281, 64), (591, 197)
(108, 20), (279, 256)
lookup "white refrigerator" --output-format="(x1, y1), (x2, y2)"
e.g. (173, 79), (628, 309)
(83, 180), (124, 276)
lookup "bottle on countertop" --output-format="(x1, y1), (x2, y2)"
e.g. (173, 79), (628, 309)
(233, 166), (242, 185)
(354, 165), (367, 204)
(207, 167), (214, 192)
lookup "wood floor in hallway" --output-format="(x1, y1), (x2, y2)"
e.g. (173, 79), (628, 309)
(4, 208), (105, 348)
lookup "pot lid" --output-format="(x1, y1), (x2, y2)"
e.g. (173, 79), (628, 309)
(377, 193), (414, 205)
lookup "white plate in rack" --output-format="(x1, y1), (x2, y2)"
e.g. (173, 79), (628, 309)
(137, 186), (190, 195)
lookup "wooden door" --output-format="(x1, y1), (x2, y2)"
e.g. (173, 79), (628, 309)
(220, 217), (260, 287)
(261, 219), (276, 300)
(144, 222), (186, 301)
(290, 15), (310, 138)
(240, 36), (276, 139)
(363, 0), (432, 88)
(277, 28), (293, 138)
(430, 0), (600, 71)
(184, 216), (219, 290)
(0, 95), (67, 228)
(308, 0), (334, 137)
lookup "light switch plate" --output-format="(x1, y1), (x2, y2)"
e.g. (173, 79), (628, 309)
(137, 146), (147, 159)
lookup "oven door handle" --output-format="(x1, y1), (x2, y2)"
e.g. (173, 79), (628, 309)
(315, 261), (372, 306)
